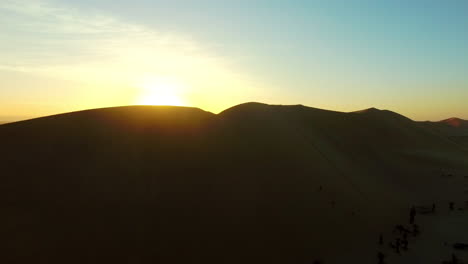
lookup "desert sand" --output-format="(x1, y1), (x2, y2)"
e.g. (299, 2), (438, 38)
(1, 103), (467, 263)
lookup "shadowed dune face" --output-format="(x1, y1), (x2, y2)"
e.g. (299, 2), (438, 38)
(419, 117), (468, 148)
(1, 103), (468, 264)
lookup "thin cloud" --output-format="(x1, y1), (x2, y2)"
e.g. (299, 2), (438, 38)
(0, 0), (262, 112)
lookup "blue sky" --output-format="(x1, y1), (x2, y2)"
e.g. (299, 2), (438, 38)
(1, 0), (467, 121)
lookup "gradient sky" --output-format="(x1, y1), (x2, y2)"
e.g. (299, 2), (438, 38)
(1, 0), (467, 121)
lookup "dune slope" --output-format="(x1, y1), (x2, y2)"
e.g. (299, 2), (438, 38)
(1, 103), (467, 264)
(419, 118), (468, 148)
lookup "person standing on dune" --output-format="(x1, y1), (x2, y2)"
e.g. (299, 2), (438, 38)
(396, 238), (401, 254)
(409, 206), (416, 224)
(412, 224), (420, 236)
(377, 252), (385, 264)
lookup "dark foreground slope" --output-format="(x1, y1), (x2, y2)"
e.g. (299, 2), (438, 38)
(1, 103), (467, 264)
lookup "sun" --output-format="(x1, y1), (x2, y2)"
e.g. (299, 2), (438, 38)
(138, 90), (184, 106)
(136, 77), (186, 106)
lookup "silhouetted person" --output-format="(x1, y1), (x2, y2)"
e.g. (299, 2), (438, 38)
(319, 186), (323, 192)
(403, 232), (408, 241)
(432, 203), (436, 213)
(394, 224), (404, 234)
(379, 234), (384, 245)
(397, 224), (410, 235)
(402, 238), (408, 251)
(452, 253), (459, 264)
(395, 238), (401, 254)
(453, 243), (468, 250)
(409, 206), (416, 224)
(450, 202), (455, 211)
(412, 224), (419, 236)
(377, 251), (385, 264)
(403, 226), (411, 234)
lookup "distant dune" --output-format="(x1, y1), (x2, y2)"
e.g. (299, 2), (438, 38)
(419, 117), (468, 148)
(1, 103), (468, 264)
(440, 117), (468, 128)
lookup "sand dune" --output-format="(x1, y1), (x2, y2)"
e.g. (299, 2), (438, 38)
(420, 117), (468, 149)
(440, 118), (468, 128)
(1, 103), (467, 263)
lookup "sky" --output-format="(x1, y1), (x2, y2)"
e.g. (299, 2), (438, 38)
(1, 0), (467, 121)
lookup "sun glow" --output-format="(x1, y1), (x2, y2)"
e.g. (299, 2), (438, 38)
(137, 77), (186, 106)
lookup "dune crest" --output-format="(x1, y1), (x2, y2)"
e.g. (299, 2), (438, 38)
(1, 103), (468, 264)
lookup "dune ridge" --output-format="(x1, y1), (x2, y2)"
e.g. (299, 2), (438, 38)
(1, 103), (468, 264)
